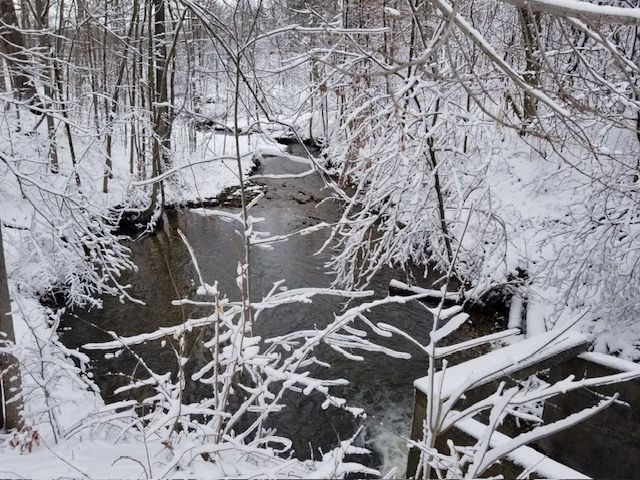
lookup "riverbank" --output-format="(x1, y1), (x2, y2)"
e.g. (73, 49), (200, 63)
(323, 123), (640, 363)
(2, 99), (636, 477)
(53, 146), (513, 478)
(0, 119), (280, 442)
(2, 106), (361, 476)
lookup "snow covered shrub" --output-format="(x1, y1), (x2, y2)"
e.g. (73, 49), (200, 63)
(388, 279), (640, 479)
(77, 231), (423, 477)
(321, 77), (499, 292)
(0, 107), (137, 308)
(313, 0), (640, 355)
(15, 205), (136, 308)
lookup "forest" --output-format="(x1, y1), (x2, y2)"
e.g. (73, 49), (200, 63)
(0, 0), (640, 476)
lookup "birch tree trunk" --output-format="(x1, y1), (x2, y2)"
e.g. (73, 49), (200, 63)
(519, 7), (541, 125)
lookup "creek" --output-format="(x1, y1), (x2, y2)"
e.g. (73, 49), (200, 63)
(59, 143), (497, 476)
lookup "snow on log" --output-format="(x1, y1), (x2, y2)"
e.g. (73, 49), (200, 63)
(507, 292), (524, 330)
(454, 415), (590, 479)
(388, 279), (463, 301)
(255, 147), (313, 165)
(415, 329), (589, 399)
(433, 328), (522, 358)
(525, 298), (547, 338)
(579, 352), (640, 373)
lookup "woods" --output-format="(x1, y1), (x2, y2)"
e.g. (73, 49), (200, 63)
(0, 0), (639, 476)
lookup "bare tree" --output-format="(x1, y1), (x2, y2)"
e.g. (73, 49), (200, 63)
(0, 0), (36, 100)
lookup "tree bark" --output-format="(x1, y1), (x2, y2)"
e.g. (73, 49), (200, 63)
(144, 0), (171, 216)
(153, 0), (171, 172)
(0, 223), (23, 431)
(0, 0), (36, 100)
(518, 7), (541, 125)
(34, 0), (60, 173)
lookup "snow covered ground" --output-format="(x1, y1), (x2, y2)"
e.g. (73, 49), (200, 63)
(473, 130), (640, 359)
(0, 426), (372, 478)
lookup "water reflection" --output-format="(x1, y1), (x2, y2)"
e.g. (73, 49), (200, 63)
(61, 145), (453, 475)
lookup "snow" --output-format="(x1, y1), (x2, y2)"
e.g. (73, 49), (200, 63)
(525, 299), (547, 338)
(453, 415), (590, 479)
(579, 351), (640, 374)
(1, 2), (640, 474)
(0, 435), (371, 479)
(388, 280), (463, 301)
(338, 118), (640, 360)
(433, 328), (521, 358)
(507, 292), (524, 330)
(254, 147), (313, 165)
(1, 98), (364, 477)
(383, 7), (401, 17)
(505, 0), (640, 25)
(431, 0), (573, 118)
(414, 329), (588, 399)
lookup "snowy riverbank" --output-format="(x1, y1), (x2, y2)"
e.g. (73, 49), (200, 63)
(1, 106), (361, 476)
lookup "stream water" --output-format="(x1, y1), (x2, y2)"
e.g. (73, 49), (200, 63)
(59, 144), (495, 476)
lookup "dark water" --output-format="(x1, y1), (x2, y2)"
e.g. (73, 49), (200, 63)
(60, 144), (495, 475)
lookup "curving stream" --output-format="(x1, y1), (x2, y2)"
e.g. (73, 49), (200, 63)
(60, 143), (496, 476)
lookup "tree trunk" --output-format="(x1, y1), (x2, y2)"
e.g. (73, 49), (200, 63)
(519, 7), (541, 126)
(153, 0), (171, 171)
(0, 0), (36, 100)
(144, 0), (171, 216)
(0, 223), (23, 431)
(104, 0), (139, 192)
(35, 0), (60, 173)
